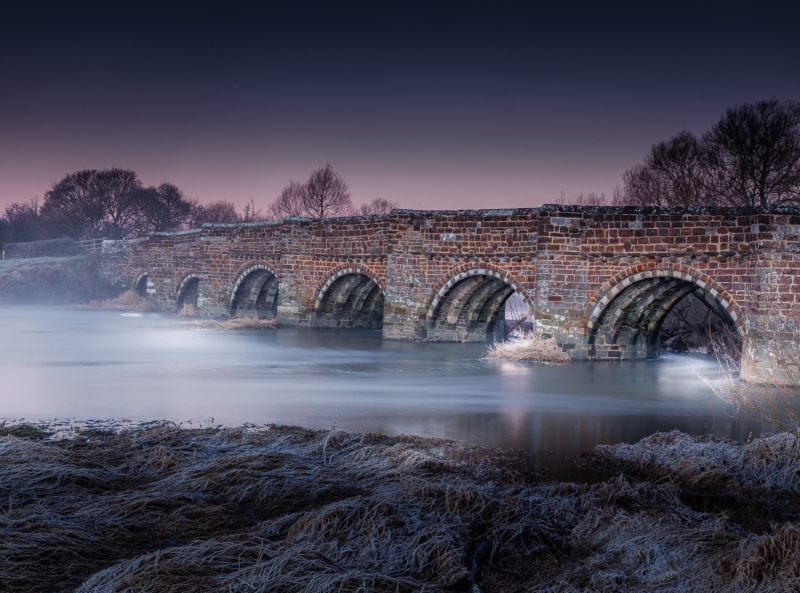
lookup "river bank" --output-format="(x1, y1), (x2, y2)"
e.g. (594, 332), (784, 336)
(0, 255), (116, 305)
(1, 420), (798, 592)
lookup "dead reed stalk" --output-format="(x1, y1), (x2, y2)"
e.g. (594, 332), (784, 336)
(698, 261), (800, 438)
(178, 303), (196, 317)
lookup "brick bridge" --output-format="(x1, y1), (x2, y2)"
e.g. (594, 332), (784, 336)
(98, 205), (800, 379)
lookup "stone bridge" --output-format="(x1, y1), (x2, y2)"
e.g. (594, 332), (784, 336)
(98, 205), (800, 379)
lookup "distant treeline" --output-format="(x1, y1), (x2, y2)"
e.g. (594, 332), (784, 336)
(0, 164), (398, 249)
(0, 169), (254, 247)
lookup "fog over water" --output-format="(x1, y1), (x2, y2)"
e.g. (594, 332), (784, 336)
(0, 307), (756, 481)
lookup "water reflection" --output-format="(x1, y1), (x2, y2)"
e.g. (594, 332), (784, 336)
(0, 306), (757, 481)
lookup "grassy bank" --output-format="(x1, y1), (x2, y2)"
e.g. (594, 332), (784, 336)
(0, 255), (117, 305)
(1, 421), (799, 592)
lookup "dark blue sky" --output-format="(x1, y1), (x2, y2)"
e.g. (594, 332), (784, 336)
(2, 1), (798, 210)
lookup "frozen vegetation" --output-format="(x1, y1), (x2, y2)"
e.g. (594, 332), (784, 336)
(2, 420), (800, 591)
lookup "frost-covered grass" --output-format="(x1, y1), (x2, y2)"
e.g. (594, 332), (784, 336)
(485, 331), (571, 364)
(4, 421), (800, 591)
(584, 429), (800, 501)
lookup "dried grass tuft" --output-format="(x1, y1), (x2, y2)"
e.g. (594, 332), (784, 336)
(179, 316), (278, 330)
(485, 332), (571, 364)
(68, 290), (159, 312)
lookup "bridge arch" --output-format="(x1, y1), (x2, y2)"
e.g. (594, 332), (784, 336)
(176, 273), (202, 313)
(313, 265), (385, 329)
(425, 264), (532, 342)
(132, 272), (149, 297)
(586, 263), (743, 359)
(228, 263), (279, 318)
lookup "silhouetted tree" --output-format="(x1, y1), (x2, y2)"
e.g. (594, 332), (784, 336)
(136, 183), (193, 233)
(94, 168), (143, 238)
(622, 99), (800, 207)
(357, 197), (399, 215)
(187, 200), (241, 226)
(41, 168), (145, 239)
(268, 164), (354, 218)
(703, 99), (800, 207)
(303, 163), (352, 217)
(623, 131), (711, 207)
(40, 169), (107, 239)
(0, 200), (44, 248)
(269, 180), (306, 218)
(39, 168), (197, 239)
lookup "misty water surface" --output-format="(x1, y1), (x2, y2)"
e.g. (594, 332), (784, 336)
(0, 307), (755, 481)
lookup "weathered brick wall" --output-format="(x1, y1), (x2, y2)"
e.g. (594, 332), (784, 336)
(94, 206), (800, 377)
(382, 209), (537, 339)
(533, 206), (800, 374)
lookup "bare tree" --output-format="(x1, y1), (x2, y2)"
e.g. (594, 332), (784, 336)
(41, 168), (146, 239)
(623, 100), (800, 208)
(269, 180), (306, 218)
(267, 164), (354, 219)
(40, 170), (106, 239)
(239, 198), (270, 223)
(188, 200), (240, 226)
(302, 163), (353, 217)
(703, 99), (800, 207)
(623, 131), (711, 207)
(40, 169), (199, 239)
(94, 168), (143, 239)
(136, 183), (193, 233)
(357, 197), (399, 215)
(0, 199), (44, 246)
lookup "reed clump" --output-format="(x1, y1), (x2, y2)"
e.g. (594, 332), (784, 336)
(177, 303), (196, 317)
(69, 290), (159, 312)
(179, 316), (279, 330)
(3, 423), (800, 592)
(485, 331), (571, 364)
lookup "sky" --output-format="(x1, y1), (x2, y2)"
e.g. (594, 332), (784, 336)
(1, 1), (799, 212)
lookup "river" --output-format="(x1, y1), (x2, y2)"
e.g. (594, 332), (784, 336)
(0, 306), (755, 481)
